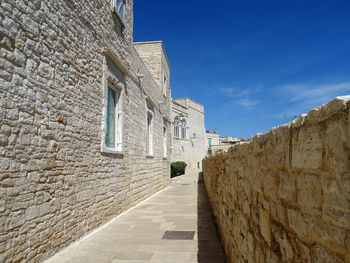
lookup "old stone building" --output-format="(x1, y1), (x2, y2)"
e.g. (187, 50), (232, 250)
(133, 43), (208, 171)
(0, 0), (179, 262)
(171, 98), (207, 171)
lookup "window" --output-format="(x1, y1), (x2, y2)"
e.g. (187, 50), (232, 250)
(181, 119), (187, 139)
(105, 83), (122, 152)
(146, 101), (154, 156)
(174, 117), (180, 138)
(147, 114), (153, 155)
(114, 0), (126, 24)
(162, 74), (167, 97)
(163, 126), (167, 158)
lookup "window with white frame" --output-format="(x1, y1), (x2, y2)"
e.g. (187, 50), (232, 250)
(105, 83), (122, 152)
(114, 0), (126, 24)
(181, 119), (187, 139)
(174, 117), (180, 138)
(146, 101), (154, 155)
(163, 126), (167, 158)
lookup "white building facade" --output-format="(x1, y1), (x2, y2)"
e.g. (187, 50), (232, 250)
(171, 98), (207, 171)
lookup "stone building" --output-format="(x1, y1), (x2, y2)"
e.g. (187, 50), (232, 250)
(171, 98), (207, 171)
(134, 42), (208, 171)
(206, 131), (221, 149)
(206, 133), (244, 156)
(206, 131), (221, 156)
(0, 0), (174, 261)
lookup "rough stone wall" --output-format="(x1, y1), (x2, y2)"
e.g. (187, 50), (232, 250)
(134, 41), (169, 95)
(0, 0), (170, 262)
(134, 41), (171, 119)
(203, 97), (350, 263)
(171, 98), (207, 170)
(127, 46), (171, 203)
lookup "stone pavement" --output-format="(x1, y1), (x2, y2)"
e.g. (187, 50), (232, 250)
(45, 171), (226, 263)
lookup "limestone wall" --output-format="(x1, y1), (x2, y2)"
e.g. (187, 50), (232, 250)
(203, 97), (350, 263)
(171, 98), (207, 171)
(134, 41), (170, 97)
(0, 0), (171, 262)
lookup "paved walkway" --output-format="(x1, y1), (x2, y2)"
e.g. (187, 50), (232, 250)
(45, 171), (226, 263)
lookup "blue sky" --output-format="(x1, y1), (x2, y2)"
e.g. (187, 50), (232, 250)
(133, 0), (350, 138)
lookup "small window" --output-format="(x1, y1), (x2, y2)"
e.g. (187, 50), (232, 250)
(146, 101), (154, 156)
(163, 126), (167, 158)
(114, 0), (126, 24)
(162, 75), (167, 97)
(181, 119), (186, 139)
(174, 117), (180, 138)
(105, 84), (122, 151)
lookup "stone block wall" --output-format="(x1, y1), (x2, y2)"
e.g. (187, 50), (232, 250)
(203, 97), (350, 262)
(171, 98), (207, 171)
(0, 0), (170, 262)
(134, 41), (170, 98)
(127, 46), (172, 203)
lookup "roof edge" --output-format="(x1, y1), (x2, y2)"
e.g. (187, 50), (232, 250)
(173, 97), (204, 107)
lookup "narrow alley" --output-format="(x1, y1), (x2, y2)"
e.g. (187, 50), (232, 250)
(44, 172), (226, 263)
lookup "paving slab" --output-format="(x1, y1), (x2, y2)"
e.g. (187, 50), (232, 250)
(45, 171), (226, 263)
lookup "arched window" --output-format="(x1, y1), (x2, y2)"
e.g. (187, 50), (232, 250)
(181, 119), (187, 139)
(174, 117), (180, 138)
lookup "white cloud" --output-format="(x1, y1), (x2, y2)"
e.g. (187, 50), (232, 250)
(277, 81), (350, 118)
(218, 87), (237, 97)
(282, 82), (350, 104)
(218, 86), (260, 111)
(236, 98), (260, 111)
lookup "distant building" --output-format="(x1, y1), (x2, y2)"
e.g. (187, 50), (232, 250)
(206, 132), (245, 156)
(221, 136), (240, 144)
(171, 98), (207, 171)
(206, 131), (220, 148)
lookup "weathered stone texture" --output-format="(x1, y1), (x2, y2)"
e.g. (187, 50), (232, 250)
(203, 97), (350, 263)
(0, 0), (171, 262)
(134, 41), (170, 97)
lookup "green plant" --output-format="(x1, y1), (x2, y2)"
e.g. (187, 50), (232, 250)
(171, 161), (187, 177)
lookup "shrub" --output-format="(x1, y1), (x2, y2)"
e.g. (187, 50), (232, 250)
(171, 161), (187, 177)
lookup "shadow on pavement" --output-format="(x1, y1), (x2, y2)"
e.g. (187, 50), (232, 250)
(197, 172), (226, 263)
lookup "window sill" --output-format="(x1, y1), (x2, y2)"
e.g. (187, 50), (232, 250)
(173, 137), (188, 141)
(101, 147), (124, 156)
